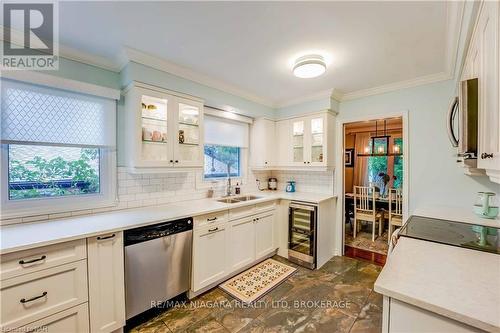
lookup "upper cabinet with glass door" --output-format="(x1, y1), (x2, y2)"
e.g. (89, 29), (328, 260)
(175, 98), (203, 167)
(121, 82), (204, 172)
(286, 112), (334, 169)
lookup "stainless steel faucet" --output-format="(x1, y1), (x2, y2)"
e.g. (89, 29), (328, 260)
(225, 177), (232, 197)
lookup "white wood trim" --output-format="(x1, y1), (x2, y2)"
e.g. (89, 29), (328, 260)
(340, 73), (451, 102)
(445, 1), (466, 79)
(0, 71), (120, 100)
(205, 106), (253, 124)
(274, 109), (338, 121)
(276, 88), (334, 109)
(122, 80), (204, 103)
(335, 110), (409, 256)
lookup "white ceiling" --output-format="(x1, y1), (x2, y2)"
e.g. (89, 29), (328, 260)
(57, 2), (447, 107)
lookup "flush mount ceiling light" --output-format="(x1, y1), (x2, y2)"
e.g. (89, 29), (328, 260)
(293, 54), (326, 78)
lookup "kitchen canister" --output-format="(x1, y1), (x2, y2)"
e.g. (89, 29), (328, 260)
(286, 181), (296, 193)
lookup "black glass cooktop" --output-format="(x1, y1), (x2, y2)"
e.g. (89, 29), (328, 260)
(399, 215), (500, 254)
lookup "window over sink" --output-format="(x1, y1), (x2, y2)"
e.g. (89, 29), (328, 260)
(203, 114), (248, 180)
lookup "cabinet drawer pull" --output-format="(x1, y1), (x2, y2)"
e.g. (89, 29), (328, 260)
(19, 255), (46, 265)
(208, 227), (219, 232)
(20, 291), (47, 304)
(481, 153), (494, 159)
(97, 233), (115, 241)
(207, 217), (218, 222)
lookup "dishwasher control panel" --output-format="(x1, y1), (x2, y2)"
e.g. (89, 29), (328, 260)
(124, 217), (193, 246)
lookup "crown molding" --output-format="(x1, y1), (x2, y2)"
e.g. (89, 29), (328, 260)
(275, 88), (334, 108)
(123, 47), (275, 108)
(340, 72), (451, 101)
(58, 44), (124, 72)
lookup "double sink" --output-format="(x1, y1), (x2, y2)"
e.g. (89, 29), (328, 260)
(216, 195), (262, 204)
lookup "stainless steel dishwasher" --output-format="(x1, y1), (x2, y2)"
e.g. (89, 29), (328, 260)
(124, 217), (193, 320)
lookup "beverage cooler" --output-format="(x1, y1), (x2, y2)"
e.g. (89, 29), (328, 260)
(288, 201), (317, 269)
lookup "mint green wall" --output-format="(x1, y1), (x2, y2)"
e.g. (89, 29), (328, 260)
(121, 62), (274, 118)
(275, 97), (331, 119)
(338, 80), (499, 212)
(39, 57), (120, 90)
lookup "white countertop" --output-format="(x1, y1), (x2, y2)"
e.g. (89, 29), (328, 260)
(0, 191), (335, 255)
(375, 237), (500, 332)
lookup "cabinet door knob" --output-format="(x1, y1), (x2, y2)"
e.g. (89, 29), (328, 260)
(481, 153), (494, 159)
(19, 255), (46, 265)
(303, 162), (306, 164)
(170, 160), (174, 163)
(175, 160), (179, 163)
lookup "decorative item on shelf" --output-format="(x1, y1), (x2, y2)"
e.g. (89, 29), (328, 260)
(141, 103), (147, 109)
(147, 104), (157, 110)
(142, 127), (152, 141)
(344, 148), (354, 167)
(286, 180), (296, 193)
(152, 130), (162, 142)
(268, 178), (277, 190)
(318, 153), (323, 162)
(473, 192), (499, 219)
(178, 130), (185, 144)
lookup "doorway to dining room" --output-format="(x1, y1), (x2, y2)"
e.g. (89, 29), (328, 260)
(342, 116), (404, 264)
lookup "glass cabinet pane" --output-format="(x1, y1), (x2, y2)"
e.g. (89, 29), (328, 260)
(178, 103), (200, 164)
(141, 95), (169, 161)
(293, 120), (304, 163)
(310, 118), (324, 163)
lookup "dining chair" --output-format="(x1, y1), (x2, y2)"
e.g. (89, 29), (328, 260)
(354, 186), (383, 242)
(388, 188), (403, 244)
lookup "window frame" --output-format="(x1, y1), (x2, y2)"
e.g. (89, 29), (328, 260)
(203, 144), (242, 180)
(1, 144), (117, 220)
(197, 147), (249, 189)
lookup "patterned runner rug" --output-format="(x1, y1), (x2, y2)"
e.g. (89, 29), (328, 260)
(219, 258), (297, 303)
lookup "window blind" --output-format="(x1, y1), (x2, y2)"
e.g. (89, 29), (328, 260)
(1, 79), (116, 147)
(204, 114), (249, 148)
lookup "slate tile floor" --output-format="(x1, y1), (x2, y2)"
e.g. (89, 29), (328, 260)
(129, 256), (383, 333)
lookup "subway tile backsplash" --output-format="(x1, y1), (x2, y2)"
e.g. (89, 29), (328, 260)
(1, 167), (333, 225)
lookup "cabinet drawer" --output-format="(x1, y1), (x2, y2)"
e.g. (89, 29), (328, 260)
(16, 303), (89, 333)
(229, 205), (256, 220)
(0, 260), (88, 330)
(1, 239), (86, 281)
(255, 200), (276, 213)
(194, 211), (228, 228)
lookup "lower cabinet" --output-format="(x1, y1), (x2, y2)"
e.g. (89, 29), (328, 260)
(87, 232), (126, 333)
(255, 211), (275, 258)
(192, 223), (228, 291)
(16, 303), (90, 333)
(384, 297), (483, 333)
(228, 217), (256, 272)
(191, 206), (277, 294)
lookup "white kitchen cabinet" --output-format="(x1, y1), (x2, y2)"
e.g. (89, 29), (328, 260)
(280, 111), (335, 169)
(122, 81), (204, 173)
(250, 117), (276, 169)
(87, 232), (125, 333)
(461, 0), (500, 183)
(276, 119), (292, 166)
(228, 217), (256, 271)
(255, 211), (275, 258)
(15, 303), (90, 333)
(192, 223), (228, 291)
(383, 297), (482, 333)
(191, 204), (277, 295)
(476, 0), (500, 182)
